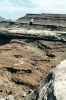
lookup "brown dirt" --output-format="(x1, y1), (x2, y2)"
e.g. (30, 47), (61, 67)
(0, 39), (65, 99)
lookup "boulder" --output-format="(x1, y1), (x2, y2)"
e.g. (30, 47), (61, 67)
(27, 60), (66, 100)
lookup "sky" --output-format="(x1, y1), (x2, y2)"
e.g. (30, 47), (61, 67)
(0, 0), (66, 20)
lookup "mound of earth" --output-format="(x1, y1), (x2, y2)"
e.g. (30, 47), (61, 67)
(0, 34), (65, 100)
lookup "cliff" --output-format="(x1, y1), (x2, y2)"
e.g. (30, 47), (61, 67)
(17, 13), (66, 30)
(26, 60), (66, 100)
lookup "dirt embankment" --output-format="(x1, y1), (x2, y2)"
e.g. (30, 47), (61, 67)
(0, 30), (66, 100)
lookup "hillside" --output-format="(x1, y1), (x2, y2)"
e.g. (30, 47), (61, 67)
(0, 29), (65, 100)
(0, 16), (6, 22)
(17, 13), (66, 31)
(0, 14), (65, 100)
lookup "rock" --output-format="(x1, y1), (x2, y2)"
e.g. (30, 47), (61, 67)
(29, 60), (66, 100)
(6, 95), (15, 100)
(0, 98), (5, 100)
(0, 95), (15, 100)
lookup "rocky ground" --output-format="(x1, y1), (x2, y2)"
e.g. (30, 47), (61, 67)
(0, 28), (66, 100)
(29, 60), (66, 100)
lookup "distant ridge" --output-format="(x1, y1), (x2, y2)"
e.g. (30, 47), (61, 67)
(0, 16), (6, 22)
(17, 13), (66, 28)
(17, 13), (66, 21)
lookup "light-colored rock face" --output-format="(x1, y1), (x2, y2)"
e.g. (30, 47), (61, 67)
(0, 98), (5, 100)
(0, 95), (15, 100)
(54, 60), (66, 100)
(36, 60), (66, 100)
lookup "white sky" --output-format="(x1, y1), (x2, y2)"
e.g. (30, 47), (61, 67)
(0, 0), (66, 20)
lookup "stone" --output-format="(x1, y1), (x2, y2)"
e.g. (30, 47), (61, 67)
(29, 60), (66, 100)
(0, 98), (5, 100)
(6, 95), (15, 100)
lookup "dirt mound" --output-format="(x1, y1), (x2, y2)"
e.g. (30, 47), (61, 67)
(0, 38), (65, 100)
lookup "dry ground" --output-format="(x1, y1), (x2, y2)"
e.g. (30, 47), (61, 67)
(0, 38), (65, 99)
